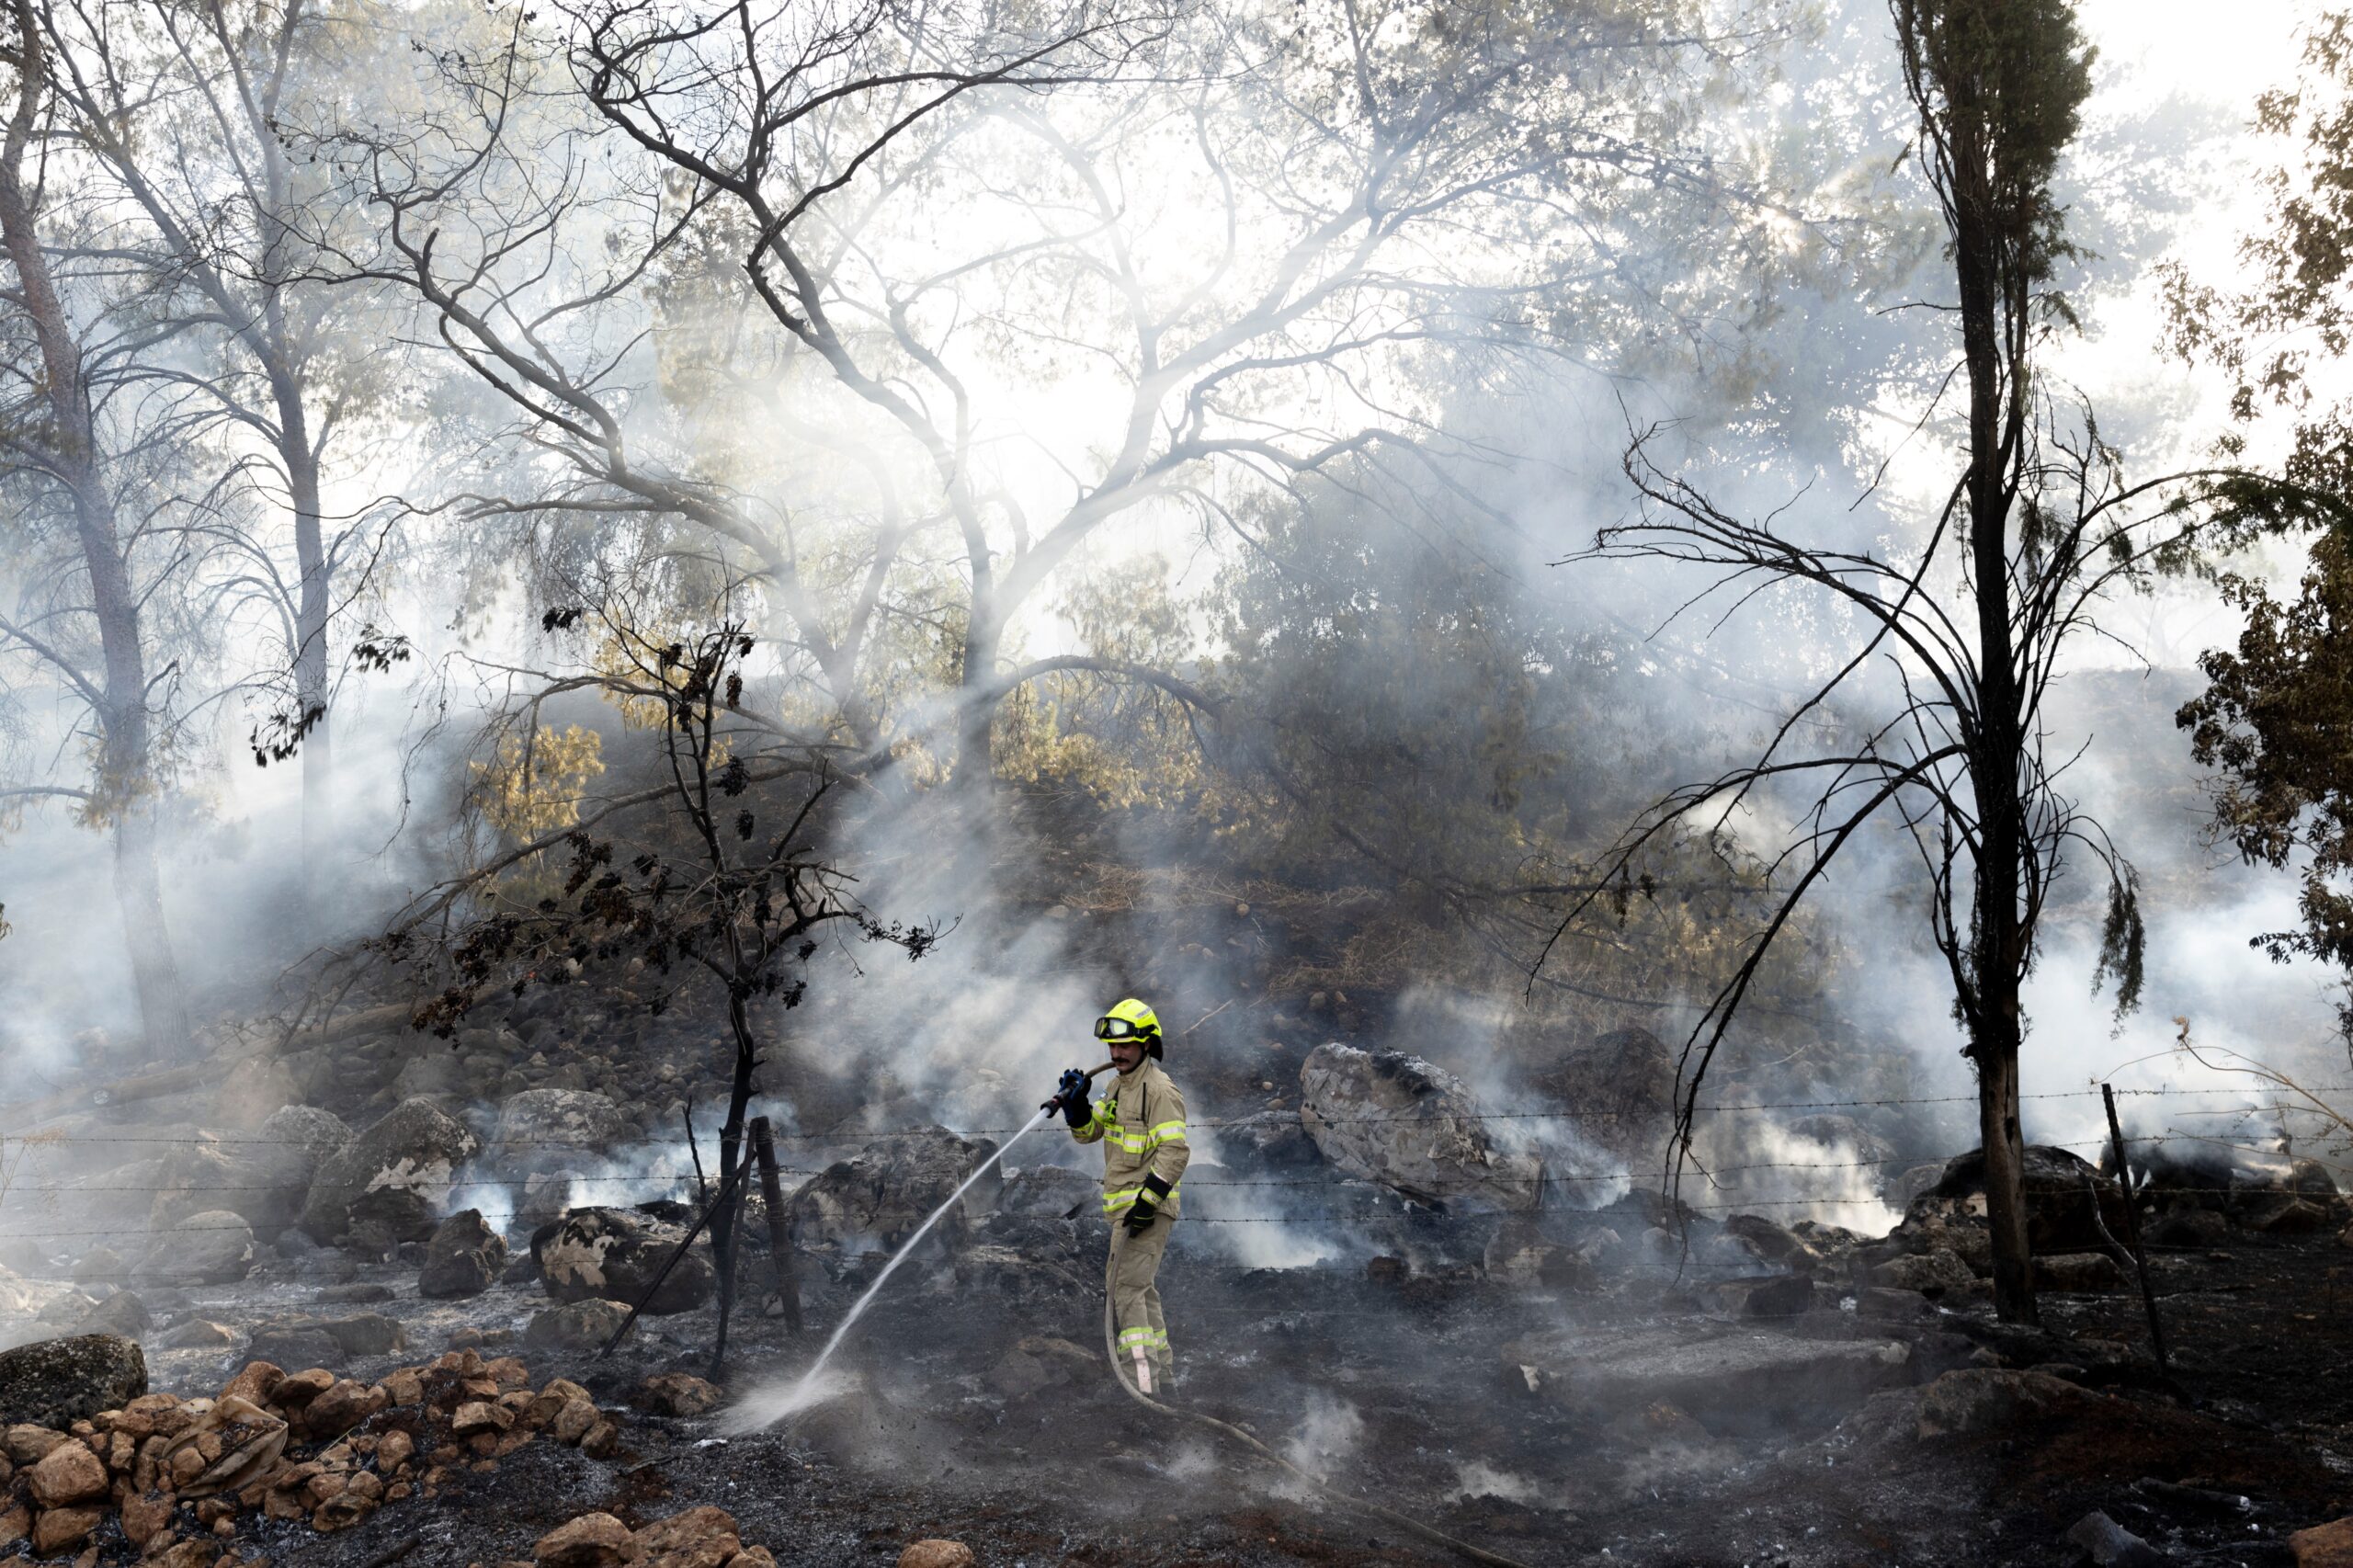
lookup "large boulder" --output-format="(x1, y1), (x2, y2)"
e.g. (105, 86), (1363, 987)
(2133, 1142), (2343, 1224)
(0, 1335), (147, 1427)
(485, 1089), (637, 1225)
(1527, 1027), (1676, 1165)
(419, 1209), (510, 1300)
(149, 1108), (352, 1241)
(785, 1128), (1002, 1253)
(993, 1165), (1098, 1220)
(133, 1211), (256, 1286)
(299, 1097), (481, 1246)
(536, 1207), (713, 1315)
(494, 1088), (633, 1153)
(1299, 1042), (1541, 1212)
(1883, 1145), (2128, 1262)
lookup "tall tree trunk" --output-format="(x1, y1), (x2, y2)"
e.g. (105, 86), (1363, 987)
(709, 989), (756, 1381)
(1952, 114), (2039, 1326)
(112, 798), (192, 1052)
(0, 4), (189, 1054)
(282, 403), (333, 918)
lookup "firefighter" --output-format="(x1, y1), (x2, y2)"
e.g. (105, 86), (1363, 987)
(1051, 997), (1188, 1396)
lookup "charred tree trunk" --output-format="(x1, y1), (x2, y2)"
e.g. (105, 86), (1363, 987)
(708, 988), (757, 1381)
(1948, 45), (2037, 1326)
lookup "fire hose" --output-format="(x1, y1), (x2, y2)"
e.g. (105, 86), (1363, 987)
(1046, 1068), (1533, 1568)
(1097, 1233), (1532, 1568)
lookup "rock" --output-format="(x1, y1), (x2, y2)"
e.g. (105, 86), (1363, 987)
(304, 1378), (386, 1437)
(420, 1210), (511, 1300)
(1722, 1213), (1822, 1273)
(3, 1425), (67, 1464)
(73, 1290), (151, 1336)
(69, 1247), (123, 1286)
(161, 1320), (238, 1350)
(1217, 1109), (1323, 1170)
(1915, 1368), (2119, 1438)
(786, 1128), (1003, 1253)
(633, 1372), (721, 1418)
(2033, 1251), (2124, 1291)
(29, 1504), (102, 1555)
(1884, 1145), (2128, 1266)
(0, 1335), (147, 1427)
(1527, 1026), (1675, 1166)
(299, 1097), (481, 1246)
(898, 1541), (976, 1568)
(2137, 1141), (2344, 1225)
(490, 1090), (640, 1225)
(246, 1322), (344, 1369)
(1871, 1247), (1978, 1296)
(2066, 1509), (2168, 1568)
(2245, 1196), (2334, 1234)
(1740, 1274), (1816, 1319)
(119, 1488), (174, 1549)
(495, 1088), (634, 1153)
(2149, 1209), (2232, 1248)
(535, 1512), (634, 1568)
(315, 1282), (396, 1303)
(537, 1208), (712, 1315)
(135, 1211), (256, 1286)
(984, 1335), (1099, 1402)
(992, 1165), (1099, 1220)
(527, 1300), (631, 1353)
(149, 1109), (351, 1242)
(1298, 1042), (1542, 1211)
(550, 1397), (601, 1445)
(452, 1400), (515, 1437)
(26, 1441), (107, 1506)
(2289, 1517), (2353, 1568)
(1503, 1322), (1909, 1435)
(631, 1504), (741, 1562)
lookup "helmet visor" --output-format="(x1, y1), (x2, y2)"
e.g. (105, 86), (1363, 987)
(1094, 1016), (1142, 1041)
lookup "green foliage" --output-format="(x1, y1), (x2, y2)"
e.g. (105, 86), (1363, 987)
(2179, 533), (2353, 983)
(1895, 0), (2095, 304)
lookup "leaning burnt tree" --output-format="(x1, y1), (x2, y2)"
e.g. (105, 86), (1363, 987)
(1543, 0), (2298, 1324)
(376, 602), (934, 1377)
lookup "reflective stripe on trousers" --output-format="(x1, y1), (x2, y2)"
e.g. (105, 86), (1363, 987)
(1108, 1219), (1173, 1396)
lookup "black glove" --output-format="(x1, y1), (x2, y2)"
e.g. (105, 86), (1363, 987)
(1054, 1069), (1090, 1129)
(1123, 1174), (1173, 1235)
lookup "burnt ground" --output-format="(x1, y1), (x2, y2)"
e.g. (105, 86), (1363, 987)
(38, 1210), (2348, 1568)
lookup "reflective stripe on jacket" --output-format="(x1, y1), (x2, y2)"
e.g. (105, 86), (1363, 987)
(1071, 1058), (1189, 1217)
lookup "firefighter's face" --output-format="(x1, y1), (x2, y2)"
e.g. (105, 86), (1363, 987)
(1109, 1038), (1145, 1071)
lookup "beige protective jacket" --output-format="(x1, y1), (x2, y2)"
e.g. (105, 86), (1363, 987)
(1071, 1058), (1189, 1218)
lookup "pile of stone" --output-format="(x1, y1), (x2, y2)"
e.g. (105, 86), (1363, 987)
(498, 1507), (971, 1568)
(0, 1336), (628, 1563)
(502, 1506), (781, 1568)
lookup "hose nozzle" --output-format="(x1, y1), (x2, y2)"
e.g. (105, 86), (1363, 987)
(1042, 1061), (1115, 1114)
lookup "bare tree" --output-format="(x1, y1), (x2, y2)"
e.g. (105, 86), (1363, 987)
(42, 0), (408, 915)
(1540, 0), (2302, 1323)
(349, 0), (1779, 798)
(376, 585), (935, 1377)
(0, 0), (193, 1049)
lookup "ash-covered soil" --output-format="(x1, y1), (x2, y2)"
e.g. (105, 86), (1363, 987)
(12, 1204), (2344, 1568)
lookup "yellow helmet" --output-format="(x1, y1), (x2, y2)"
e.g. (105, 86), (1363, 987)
(1093, 997), (1164, 1060)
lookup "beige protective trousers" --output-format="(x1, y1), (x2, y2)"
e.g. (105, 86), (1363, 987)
(1107, 1219), (1174, 1395)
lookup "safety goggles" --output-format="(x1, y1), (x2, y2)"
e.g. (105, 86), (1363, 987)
(1094, 1016), (1146, 1041)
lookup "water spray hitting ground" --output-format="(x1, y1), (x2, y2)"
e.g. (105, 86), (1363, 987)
(723, 1106), (1054, 1431)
